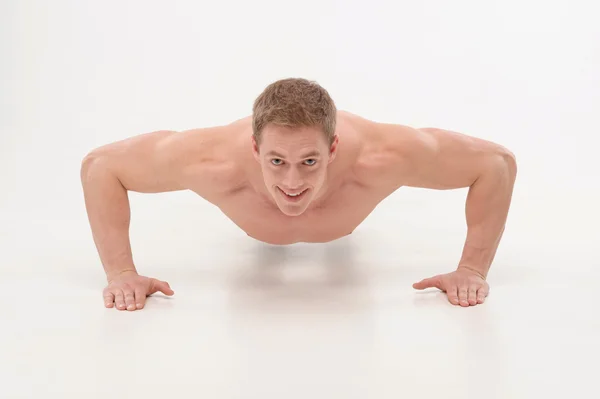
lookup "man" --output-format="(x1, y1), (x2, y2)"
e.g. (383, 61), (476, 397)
(81, 78), (517, 311)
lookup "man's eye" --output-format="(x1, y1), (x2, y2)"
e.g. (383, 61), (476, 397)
(271, 159), (283, 165)
(304, 159), (316, 166)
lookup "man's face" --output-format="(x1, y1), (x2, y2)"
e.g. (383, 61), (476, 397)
(252, 124), (338, 216)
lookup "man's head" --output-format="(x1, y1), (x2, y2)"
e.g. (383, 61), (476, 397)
(251, 78), (339, 216)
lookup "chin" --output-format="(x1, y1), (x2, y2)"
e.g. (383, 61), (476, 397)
(273, 188), (312, 216)
(275, 197), (311, 216)
(279, 206), (308, 217)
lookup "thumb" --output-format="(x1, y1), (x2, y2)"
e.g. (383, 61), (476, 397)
(413, 276), (442, 290)
(150, 279), (175, 296)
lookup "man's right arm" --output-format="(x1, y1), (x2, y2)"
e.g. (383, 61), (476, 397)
(81, 130), (180, 280)
(80, 127), (223, 281)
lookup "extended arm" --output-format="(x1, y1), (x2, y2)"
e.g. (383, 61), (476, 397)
(80, 129), (187, 281)
(375, 123), (517, 305)
(457, 151), (517, 278)
(80, 124), (235, 310)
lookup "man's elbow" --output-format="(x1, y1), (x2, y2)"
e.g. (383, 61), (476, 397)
(502, 148), (517, 177)
(80, 150), (111, 183)
(491, 148), (517, 185)
(81, 152), (97, 182)
(482, 147), (517, 186)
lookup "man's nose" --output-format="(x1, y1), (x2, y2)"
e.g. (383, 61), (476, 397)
(282, 168), (303, 189)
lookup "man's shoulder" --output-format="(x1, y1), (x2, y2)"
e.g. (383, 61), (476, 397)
(171, 121), (251, 196)
(340, 111), (417, 188)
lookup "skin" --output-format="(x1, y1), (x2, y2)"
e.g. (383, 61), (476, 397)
(81, 110), (517, 311)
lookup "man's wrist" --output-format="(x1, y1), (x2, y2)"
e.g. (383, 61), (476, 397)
(457, 265), (487, 280)
(107, 268), (138, 283)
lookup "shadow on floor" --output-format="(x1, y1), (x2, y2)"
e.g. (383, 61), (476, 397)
(224, 237), (375, 315)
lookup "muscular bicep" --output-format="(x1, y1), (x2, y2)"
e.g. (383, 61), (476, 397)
(378, 124), (514, 190)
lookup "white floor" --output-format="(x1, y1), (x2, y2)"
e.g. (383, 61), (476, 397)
(3, 1), (599, 397)
(1, 184), (598, 399)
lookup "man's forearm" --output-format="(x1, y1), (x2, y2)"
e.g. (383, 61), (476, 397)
(81, 154), (138, 281)
(457, 152), (517, 278)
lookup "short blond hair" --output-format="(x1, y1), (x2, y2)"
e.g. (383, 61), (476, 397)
(252, 78), (337, 147)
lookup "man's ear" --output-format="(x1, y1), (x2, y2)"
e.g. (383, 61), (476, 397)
(251, 136), (260, 161)
(328, 135), (339, 163)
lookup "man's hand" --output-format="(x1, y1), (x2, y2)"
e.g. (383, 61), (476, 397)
(412, 268), (489, 307)
(103, 271), (174, 311)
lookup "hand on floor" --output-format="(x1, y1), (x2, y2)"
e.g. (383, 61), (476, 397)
(103, 271), (174, 311)
(412, 268), (489, 306)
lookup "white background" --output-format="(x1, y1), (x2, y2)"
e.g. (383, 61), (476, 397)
(1, 0), (599, 398)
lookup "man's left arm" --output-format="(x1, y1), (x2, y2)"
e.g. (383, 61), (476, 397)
(457, 149), (517, 279)
(375, 123), (518, 306)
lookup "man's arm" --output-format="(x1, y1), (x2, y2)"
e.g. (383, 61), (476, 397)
(81, 130), (182, 280)
(376, 124), (518, 277)
(80, 126), (231, 281)
(456, 150), (517, 278)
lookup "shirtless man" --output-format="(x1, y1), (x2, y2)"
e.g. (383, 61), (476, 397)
(81, 78), (517, 311)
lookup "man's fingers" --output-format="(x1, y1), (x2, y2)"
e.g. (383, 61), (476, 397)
(458, 288), (469, 306)
(412, 276), (441, 290)
(446, 286), (459, 305)
(114, 289), (126, 310)
(468, 286), (478, 306)
(123, 286), (137, 311)
(477, 288), (488, 304)
(103, 289), (115, 308)
(134, 287), (147, 309)
(150, 279), (175, 296)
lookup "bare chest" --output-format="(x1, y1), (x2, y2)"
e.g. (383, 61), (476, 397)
(215, 184), (386, 245)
